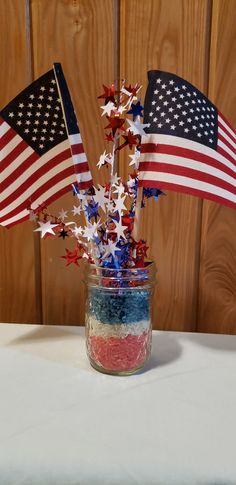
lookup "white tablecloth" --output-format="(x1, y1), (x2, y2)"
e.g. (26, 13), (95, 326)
(0, 323), (236, 485)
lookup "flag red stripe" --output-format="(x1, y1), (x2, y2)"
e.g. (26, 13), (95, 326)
(71, 143), (86, 155)
(0, 165), (76, 223)
(0, 117), (5, 126)
(218, 121), (236, 145)
(0, 127), (17, 147)
(1, 152), (39, 193)
(218, 133), (236, 155)
(139, 162), (236, 195)
(5, 185), (72, 229)
(74, 162), (91, 174)
(77, 179), (93, 190)
(0, 149), (72, 210)
(140, 143), (236, 178)
(139, 179), (236, 209)
(217, 146), (235, 165)
(218, 111), (236, 135)
(0, 139), (29, 173)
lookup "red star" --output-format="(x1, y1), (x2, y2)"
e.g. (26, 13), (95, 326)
(118, 131), (139, 151)
(105, 132), (113, 142)
(105, 116), (126, 135)
(124, 83), (141, 97)
(98, 84), (119, 103)
(61, 248), (81, 266)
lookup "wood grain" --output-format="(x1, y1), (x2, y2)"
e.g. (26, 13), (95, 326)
(120, 0), (211, 331)
(0, 0), (40, 324)
(197, 0), (236, 334)
(30, 0), (115, 324)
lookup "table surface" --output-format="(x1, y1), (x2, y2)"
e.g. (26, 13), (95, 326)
(0, 323), (236, 485)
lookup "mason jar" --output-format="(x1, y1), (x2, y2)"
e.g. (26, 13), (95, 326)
(85, 262), (156, 375)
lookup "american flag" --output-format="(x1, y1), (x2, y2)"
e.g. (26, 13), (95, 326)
(139, 71), (236, 209)
(0, 63), (93, 228)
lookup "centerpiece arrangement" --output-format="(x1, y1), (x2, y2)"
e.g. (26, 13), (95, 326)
(31, 79), (160, 375)
(2, 63), (234, 375)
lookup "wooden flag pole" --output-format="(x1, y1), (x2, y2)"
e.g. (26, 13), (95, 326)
(132, 186), (143, 240)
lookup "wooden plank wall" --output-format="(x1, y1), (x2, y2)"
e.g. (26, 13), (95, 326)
(0, 0), (235, 333)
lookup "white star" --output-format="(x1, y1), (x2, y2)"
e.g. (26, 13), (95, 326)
(161, 84), (167, 89)
(177, 104), (182, 109)
(151, 100), (156, 105)
(209, 138), (213, 143)
(173, 114), (179, 119)
(166, 90), (171, 95)
(156, 78), (161, 84)
(19, 102), (24, 108)
(71, 225), (84, 237)
(18, 112), (23, 117)
(129, 151), (140, 169)
(184, 128), (189, 133)
(34, 220), (58, 238)
(179, 121), (184, 126)
(149, 112), (153, 117)
(197, 133), (202, 137)
(154, 89), (159, 94)
(114, 220), (126, 240)
(187, 118), (192, 123)
(182, 85), (187, 90)
(166, 118), (170, 123)
(126, 117), (149, 136)
(100, 101), (116, 116)
(113, 182), (126, 198)
(168, 107), (174, 112)
(156, 106), (160, 111)
(72, 205), (82, 216)
(58, 208), (68, 221)
(172, 97), (177, 102)
(40, 86), (46, 91)
(159, 95), (163, 100)
(180, 94), (185, 99)
(182, 111), (187, 116)
(29, 94), (34, 99)
(97, 150), (110, 169)
(9, 112), (14, 117)
(111, 173), (121, 186)
(157, 123), (163, 128)
(93, 185), (108, 211)
(170, 125), (176, 130)
(174, 87), (180, 92)
(163, 101), (169, 106)
(114, 195), (126, 213)
(169, 80), (174, 85)
(83, 222), (100, 241)
(102, 239), (121, 259)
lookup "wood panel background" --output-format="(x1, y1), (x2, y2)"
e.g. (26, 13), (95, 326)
(0, 0), (235, 333)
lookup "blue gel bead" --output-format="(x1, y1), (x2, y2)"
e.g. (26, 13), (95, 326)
(88, 288), (150, 324)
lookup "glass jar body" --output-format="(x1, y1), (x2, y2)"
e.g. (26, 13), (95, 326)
(85, 263), (155, 375)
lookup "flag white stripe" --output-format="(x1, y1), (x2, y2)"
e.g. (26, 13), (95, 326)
(1, 140), (70, 197)
(69, 133), (82, 144)
(218, 139), (235, 159)
(218, 115), (236, 140)
(1, 175), (76, 227)
(0, 133), (23, 159)
(0, 121), (11, 137)
(219, 127), (236, 150)
(1, 146), (35, 180)
(139, 171), (236, 204)
(0, 157), (74, 217)
(140, 153), (236, 187)
(76, 172), (93, 183)
(141, 134), (236, 173)
(72, 152), (88, 165)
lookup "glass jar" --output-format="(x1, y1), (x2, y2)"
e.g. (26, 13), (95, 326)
(85, 262), (156, 375)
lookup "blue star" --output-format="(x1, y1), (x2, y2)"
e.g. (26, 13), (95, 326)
(84, 201), (99, 222)
(127, 101), (144, 120)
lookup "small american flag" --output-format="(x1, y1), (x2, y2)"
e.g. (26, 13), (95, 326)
(139, 70), (236, 209)
(0, 63), (93, 228)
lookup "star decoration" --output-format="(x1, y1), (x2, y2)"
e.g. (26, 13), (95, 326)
(72, 205), (82, 216)
(110, 173), (120, 186)
(61, 247), (81, 266)
(127, 101), (144, 120)
(100, 101), (116, 116)
(98, 84), (119, 103)
(58, 208), (68, 221)
(129, 151), (140, 170)
(93, 185), (108, 212)
(34, 220), (58, 238)
(97, 150), (111, 169)
(58, 227), (69, 239)
(126, 117), (150, 136)
(105, 116), (125, 135)
(118, 131), (139, 150)
(102, 239), (121, 259)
